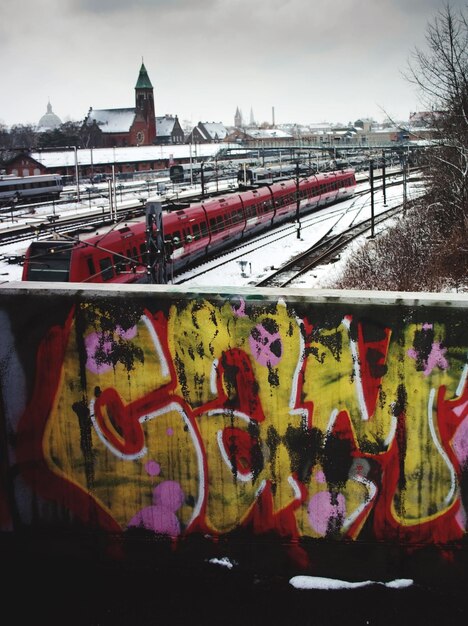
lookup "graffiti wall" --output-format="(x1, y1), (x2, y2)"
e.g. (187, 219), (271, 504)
(1, 284), (468, 568)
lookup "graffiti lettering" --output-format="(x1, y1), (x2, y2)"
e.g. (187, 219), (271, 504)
(6, 295), (468, 555)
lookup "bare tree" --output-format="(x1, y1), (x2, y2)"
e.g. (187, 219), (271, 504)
(406, 4), (468, 112)
(407, 3), (468, 231)
(331, 4), (468, 293)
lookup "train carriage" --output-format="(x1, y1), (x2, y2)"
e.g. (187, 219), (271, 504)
(0, 174), (63, 205)
(163, 205), (210, 270)
(199, 194), (246, 256)
(22, 169), (357, 285)
(238, 186), (275, 236)
(268, 179), (298, 224)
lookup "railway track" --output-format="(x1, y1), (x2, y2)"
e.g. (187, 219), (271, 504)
(0, 170), (422, 274)
(174, 174), (422, 286)
(254, 202), (408, 288)
(172, 200), (362, 285)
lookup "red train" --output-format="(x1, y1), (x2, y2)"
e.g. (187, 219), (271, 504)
(21, 169), (356, 284)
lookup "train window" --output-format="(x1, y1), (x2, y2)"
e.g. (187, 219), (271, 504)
(200, 221), (208, 237)
(132, 246), (138, 258)
(192, 223), (200, 239)
(99, 257), (114, 281)
(216, 215), (224, 232)
(209, 217), (216, 232)
(87, 257), (96, 278)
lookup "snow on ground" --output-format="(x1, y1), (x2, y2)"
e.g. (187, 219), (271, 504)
(175, 178), (425, 289)
(0, 172), (423, 288)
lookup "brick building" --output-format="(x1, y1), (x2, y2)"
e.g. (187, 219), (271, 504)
(83, 63), (157, 148)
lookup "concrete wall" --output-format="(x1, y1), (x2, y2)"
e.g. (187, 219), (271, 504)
(1, 283), (468, 572)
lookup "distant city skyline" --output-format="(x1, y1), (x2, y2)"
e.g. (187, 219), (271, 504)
(1, 0), (464, 128)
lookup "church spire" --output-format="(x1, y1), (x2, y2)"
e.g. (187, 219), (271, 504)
(134, 61), (156, 144)
(135, 61), (153, 89)
(234, 106), (242, 128)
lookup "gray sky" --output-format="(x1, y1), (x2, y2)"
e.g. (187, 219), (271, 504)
(0, 0), (463, 128)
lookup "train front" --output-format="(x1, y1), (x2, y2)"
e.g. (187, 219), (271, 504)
(22, 240), (77, 282)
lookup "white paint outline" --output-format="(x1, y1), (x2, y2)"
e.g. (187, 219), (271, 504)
(213, 410), (255, 482)
(342, 317), (370, 422)
(210, 358), (219, 395)
(140, 313), (170, 378)
(342, 473), (378, 532)
(288, 314), (309, 424)
(456, 352), (468, 397)
(288, 475), (303, 503)
(428, 387), (457, 507)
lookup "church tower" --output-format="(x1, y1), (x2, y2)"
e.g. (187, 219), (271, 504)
(133, 62), (156, 145)
(234, 106), (243, 128)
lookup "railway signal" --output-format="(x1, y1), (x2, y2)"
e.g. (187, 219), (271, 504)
(145, 200), (166, 284)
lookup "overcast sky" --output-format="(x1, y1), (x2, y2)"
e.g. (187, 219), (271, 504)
(0, 0), (464, 129)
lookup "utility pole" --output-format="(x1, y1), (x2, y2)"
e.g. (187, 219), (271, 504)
(111, 164), (117, 222)
(200, 161), (205, 198)
(295, 161), (301, 239)
(369, 158), (375, 238)
(402, 148), (408, 210)
(73, 146), (80, 202)
(382, 150), (387, 206)
(107, 179), (113, 221)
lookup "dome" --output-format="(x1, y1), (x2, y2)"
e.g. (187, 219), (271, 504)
(38, 101), (62, 130)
